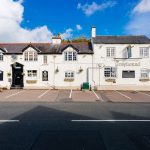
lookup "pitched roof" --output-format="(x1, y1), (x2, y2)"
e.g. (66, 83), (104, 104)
(92, 35), (150, 44)
(0, 42), (93, 54)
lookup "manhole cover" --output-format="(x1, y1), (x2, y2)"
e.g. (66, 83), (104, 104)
(31, 131), (105, 150)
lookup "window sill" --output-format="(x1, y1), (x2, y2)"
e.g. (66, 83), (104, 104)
(42, 64), (48, 65)
(25, 60), (38, 62)
(114, 58), (142, 60)
(26, 77), (37, 80)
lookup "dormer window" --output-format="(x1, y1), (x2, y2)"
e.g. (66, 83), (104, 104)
(24, 51), (38, 61)
(123, 46), (132, 58)
(0, 52), (3, 61)
(127, 46), (132, 58)
(64, 51), (77, 61)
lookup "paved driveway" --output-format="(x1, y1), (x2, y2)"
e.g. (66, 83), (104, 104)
(0, 89), (150, 102)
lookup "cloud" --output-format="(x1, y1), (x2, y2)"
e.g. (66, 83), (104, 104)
(61, 28), (73, 39)
(133, 0), (150, 14)
(126, 0), (150, 37)
(0, 0), (73, 42)
(77, 1), (116, 16)
(76, 24), (82, 30)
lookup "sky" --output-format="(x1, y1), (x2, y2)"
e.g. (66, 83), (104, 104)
(0, 0), (150, 42)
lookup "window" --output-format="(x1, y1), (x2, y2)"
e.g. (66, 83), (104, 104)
(24, 52), (28, 61)
(140, 47), (149, 58)
(65, 71), (74, 78)
(123, 46), (132, 58)
(43, 55), (47, 64)
(24, 51), (38, 61)
(104, 67), (116, 78)
(122, 70), (135, 78)
(64, 51), (77, 61)
(106, 47), (115, 58)
(0, 52), (3, 61)
(29, 52), (33, 61)
(141, 69), (149, 79)
(34, 52), (38, 61)
(0, 70), (3, 81)
(27, 70), (37, 77)
(42, 71), (48, 81)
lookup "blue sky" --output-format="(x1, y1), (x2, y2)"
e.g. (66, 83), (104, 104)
(0, 0), (150, 42)
(22, 0), (136, 36)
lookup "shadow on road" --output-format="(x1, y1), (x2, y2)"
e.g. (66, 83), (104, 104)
(0, 105), (150, 150)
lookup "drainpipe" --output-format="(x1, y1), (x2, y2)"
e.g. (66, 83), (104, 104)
(92, 54), (95, 89)
(53, 56), (56, 89)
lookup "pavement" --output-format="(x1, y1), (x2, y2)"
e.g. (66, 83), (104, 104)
(1, 89), (150, 102)
(0, 102), (150, 150)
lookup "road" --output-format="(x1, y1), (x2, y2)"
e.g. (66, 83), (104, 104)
(0, 102), (150, 150)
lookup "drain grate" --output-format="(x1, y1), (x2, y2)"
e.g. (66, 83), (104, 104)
(31, 131), (106, 150)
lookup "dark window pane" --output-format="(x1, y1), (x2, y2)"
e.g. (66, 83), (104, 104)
(42, 71), (48, 81)
(122, 71), (135, 78)
(0, 71), (3, 81)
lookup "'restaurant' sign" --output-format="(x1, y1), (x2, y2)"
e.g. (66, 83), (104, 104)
(116, 62), (140, 67)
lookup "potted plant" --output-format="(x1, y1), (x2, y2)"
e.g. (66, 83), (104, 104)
(139, 78), (149, 82)
(105, 78), (116, 83)
(22, 72), (25, 76)
(64, 78), (74, 82)
(7, 72), (11, 77)
(79, 67), (83, 73)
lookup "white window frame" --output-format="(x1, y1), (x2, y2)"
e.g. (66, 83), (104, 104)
(43, 55), (48, 64)
(140, 69), (149, 79)
(64, 51), (77, 61)
(104, 67), (117, 78)
(140, 47), (149, 58)
(106, 47), (115, 58)
(24, 51), (38, 61)
(65, 71), (75, 79)
(27, 70), (37, 78)
(0, 52), (3, 61)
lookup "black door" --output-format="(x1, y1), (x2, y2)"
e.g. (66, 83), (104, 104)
(12, 63), (24, 88)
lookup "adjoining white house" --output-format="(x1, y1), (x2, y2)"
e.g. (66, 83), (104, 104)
(0, 27), (150, 90)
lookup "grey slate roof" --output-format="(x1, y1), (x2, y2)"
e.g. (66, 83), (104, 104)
(93, 36), (150, 44)
(0, 42), (93, 54)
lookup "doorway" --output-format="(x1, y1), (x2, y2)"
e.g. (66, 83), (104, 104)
(11, 62), (24, 88)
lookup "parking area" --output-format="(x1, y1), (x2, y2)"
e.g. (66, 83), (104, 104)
(0, 89), (150, 102)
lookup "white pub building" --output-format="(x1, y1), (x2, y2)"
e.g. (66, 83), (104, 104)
(0, 27), (150, 90)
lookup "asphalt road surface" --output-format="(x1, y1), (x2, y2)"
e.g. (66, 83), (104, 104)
(0, 102), (150, 150)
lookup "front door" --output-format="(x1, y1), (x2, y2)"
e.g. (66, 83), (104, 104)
(12, 63), (24, 88)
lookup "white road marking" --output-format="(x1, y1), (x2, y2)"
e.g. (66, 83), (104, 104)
(92, 90), (104, 102)
(115, 91), (132, 100)
(5, 91), (24, 99)
(137, 91), (150, 97)
(0, 120), (19, 123)
(38, 90), (50, 99)
(69, 89), (72, 99)
(72, 120), (150, 122)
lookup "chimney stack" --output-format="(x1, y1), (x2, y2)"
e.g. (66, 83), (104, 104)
(91, 26), (96, 38)
(52, 33), (62, 45)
